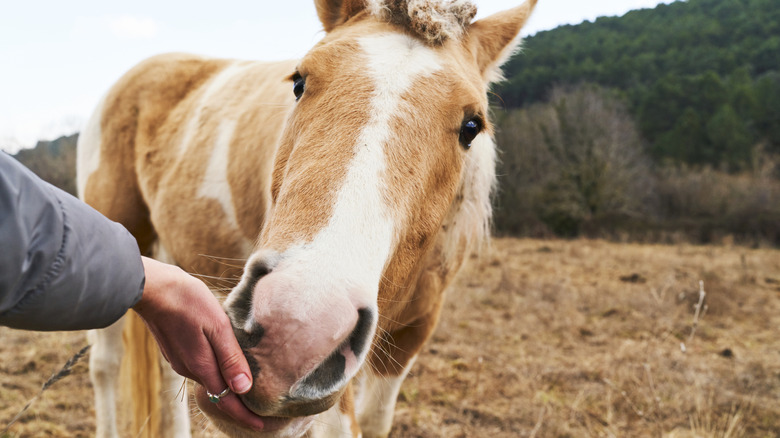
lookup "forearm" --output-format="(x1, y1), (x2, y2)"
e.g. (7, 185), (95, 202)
(0, 153), (144, 331)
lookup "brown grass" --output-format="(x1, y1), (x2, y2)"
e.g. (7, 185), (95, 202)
(2, 238), (779, 437)
(393, 239), (780, 437)
(0, 330), (93, 437)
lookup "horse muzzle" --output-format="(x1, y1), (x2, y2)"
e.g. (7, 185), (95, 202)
(196, 251), (378, 435)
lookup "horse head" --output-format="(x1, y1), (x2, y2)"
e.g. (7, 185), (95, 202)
(194, 0), (537, 435)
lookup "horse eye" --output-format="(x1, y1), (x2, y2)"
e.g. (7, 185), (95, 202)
(292, 74), (305, 101)
(459, 118), (482, 149)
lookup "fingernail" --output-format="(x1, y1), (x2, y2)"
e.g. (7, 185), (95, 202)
(231, 373), (252, 393)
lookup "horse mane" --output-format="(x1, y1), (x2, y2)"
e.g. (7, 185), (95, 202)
(366, 0), (478, 44)
(442, 133), (496, 267)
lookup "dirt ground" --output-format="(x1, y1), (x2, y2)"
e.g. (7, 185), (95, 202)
(2, 238), (779, 437)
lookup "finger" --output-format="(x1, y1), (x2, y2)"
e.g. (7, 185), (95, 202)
(182, 332), (232, 398)
(208, 319), (253, 394)
(216, 392), (265, 431)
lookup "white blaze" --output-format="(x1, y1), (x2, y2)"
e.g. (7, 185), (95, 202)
(241, 32), (444, 402)
(279, 34), (443, 300)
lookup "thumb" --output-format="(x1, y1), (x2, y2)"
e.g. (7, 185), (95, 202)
(209, 321), (254, 394)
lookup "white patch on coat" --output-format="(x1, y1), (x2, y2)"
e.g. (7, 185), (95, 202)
(176, 61), (252, 156)
(197, 119), (240, 230)
(77, 92), (107, 199)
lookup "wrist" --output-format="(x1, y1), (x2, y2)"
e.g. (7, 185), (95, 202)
(133, 256), (178, 315)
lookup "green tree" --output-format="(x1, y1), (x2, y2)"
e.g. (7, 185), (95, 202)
(656, 107), (708, 164)
(754, 72), (780, 153)
(706, 104), (753, 168)
(494, 0), (780, 169)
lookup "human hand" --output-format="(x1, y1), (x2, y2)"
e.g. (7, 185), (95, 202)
(132, 256), (265, 431)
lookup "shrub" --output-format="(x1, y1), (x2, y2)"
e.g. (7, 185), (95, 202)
(494, 84), (655, 236)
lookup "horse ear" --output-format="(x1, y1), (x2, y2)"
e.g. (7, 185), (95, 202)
(314, 0), (367, 32)
(467, 0), (537, 83)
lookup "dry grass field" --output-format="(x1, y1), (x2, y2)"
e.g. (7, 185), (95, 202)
(1, 238), (779, 437)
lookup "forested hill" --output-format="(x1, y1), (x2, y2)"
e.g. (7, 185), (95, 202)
(497, 0), (780, 169)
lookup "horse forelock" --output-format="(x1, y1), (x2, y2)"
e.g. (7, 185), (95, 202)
(366, 0), (477, 44)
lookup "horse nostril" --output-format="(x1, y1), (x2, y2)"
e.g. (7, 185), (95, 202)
(249, 259), (272, 281)
(225, 253), (277, 327)
(289, 308), (376, 401)
(232, 323), (264, 379)
(291, 352), (347, 400)
(350, 308), (375, 359)
(234, 323), (265, 348)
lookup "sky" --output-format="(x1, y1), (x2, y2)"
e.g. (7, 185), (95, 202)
(0, 0), (676, 153)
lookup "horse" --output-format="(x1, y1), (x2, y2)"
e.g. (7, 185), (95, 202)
(77, 0), (537, 436)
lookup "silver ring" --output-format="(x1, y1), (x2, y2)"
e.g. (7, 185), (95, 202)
(207, 387), (230, 403)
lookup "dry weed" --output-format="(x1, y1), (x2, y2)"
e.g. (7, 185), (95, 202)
(394, 238), (780, 437)
(1, 239), (778, 437)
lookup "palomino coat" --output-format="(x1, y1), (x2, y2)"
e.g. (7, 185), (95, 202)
(0, 152), (143, 330)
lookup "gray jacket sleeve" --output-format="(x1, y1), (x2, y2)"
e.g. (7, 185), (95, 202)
(0, 152), (145, 331)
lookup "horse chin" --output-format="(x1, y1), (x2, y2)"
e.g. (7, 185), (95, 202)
(243, 388), (346, 418)
(193, 384), (318, 438)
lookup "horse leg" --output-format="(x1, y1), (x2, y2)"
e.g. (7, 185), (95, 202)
(88, 317), (126, 438)
(354, 355), (418, 438)
(78, 82), (157, 437)
(308, 382), (360, 438)
(160, 361), (190, 437)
